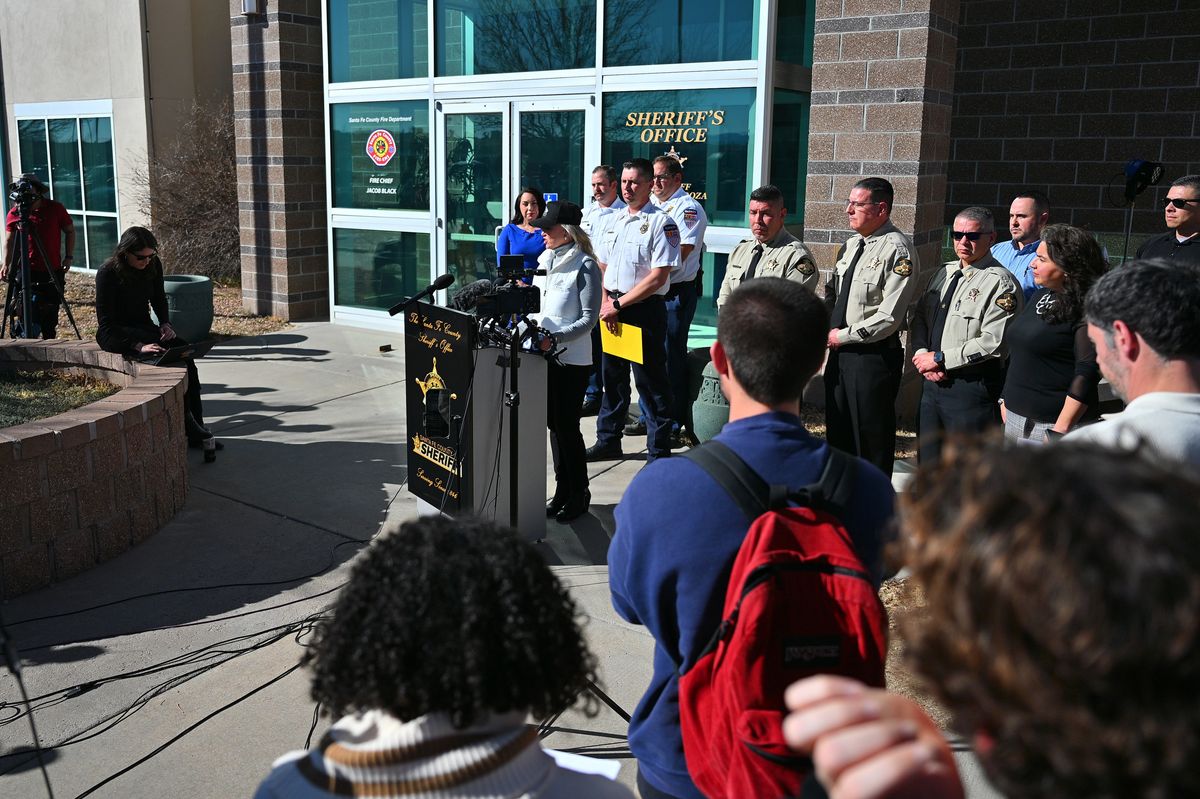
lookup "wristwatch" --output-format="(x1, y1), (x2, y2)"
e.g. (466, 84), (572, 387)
(612, 298), (622, 312)
(933, 351), (945, 366)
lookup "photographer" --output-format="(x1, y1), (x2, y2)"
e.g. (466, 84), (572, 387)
(531, 201), (601, 523)
(3, 173), (76, 338)
(95, 226), (218, 450)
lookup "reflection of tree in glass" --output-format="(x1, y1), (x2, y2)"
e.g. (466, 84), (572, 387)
(469, 0), (597, 73)
(519, 112), (585, 202)
(601, 0), (651, 67)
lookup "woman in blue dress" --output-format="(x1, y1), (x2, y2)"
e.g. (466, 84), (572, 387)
(496, 187), (546, 276)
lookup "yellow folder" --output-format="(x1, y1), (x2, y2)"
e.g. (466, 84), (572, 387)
(601, 321), (644, 364)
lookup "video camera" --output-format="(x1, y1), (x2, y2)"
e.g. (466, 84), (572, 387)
(7, 176), (42, 214)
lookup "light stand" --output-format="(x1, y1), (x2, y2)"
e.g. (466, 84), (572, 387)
(0, 607), (55, 798)
(1119, 159), (1164, 265)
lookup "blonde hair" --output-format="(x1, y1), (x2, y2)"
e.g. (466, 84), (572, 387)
(561, 224), (596, 261)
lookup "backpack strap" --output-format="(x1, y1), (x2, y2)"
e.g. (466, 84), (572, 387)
(682, 440), (789, 520)
(791, 447), (857, 517)
(683, 441), (857, 519)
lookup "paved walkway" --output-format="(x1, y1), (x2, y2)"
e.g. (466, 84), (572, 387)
(0, 323), (999, 798)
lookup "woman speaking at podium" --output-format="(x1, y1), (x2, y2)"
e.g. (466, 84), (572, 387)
(531, 201), (601, 523)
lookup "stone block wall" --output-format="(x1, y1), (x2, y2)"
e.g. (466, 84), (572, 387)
(0, 341), (189, 598)
(804, 0), (960, 279)
(948, 0), (1200, 238)
(231, 0), (329, 321)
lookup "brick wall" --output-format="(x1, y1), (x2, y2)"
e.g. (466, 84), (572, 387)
(231, 0), (329, 321)
(804, 0), (960, 278)
(0, 342), (188, 598)
(948, 0), (1200, 243)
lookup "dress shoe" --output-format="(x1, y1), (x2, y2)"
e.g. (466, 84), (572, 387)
(556, 490), (591, 523)
(585, 442), (623, 461)
(623, 420), (647, 436)
(546, 492), (568, 517)
(580, 396), (601, 416)
(669, 429), (698, 449)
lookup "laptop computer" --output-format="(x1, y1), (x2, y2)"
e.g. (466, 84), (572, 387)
(138, 340), (215, 366)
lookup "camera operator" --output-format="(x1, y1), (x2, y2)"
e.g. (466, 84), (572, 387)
(3, 173), (76, 338)
(531, 201), (601, 523)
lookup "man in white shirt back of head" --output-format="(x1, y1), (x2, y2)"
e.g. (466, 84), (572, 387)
(1065, 258), (1200, 467)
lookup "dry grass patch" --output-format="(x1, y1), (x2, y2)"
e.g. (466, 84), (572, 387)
(0, 370), (120, 427)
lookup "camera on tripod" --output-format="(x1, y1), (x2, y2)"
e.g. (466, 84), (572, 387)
(7, 175), (43, 214)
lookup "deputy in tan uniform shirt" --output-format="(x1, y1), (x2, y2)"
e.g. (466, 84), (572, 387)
(911, 207), (1022, 464)
(823, 178), (918, 476)
(717, 185), (817, 308)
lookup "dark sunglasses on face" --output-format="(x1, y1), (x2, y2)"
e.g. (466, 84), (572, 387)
(951, 230), (985, 241)
(1164, 197), (1200, 209)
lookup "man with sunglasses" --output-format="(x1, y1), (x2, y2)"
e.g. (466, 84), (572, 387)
(1136, 175), (1200, 265)
(911, 207), (1021, 464)
(824, 177), (919, 476)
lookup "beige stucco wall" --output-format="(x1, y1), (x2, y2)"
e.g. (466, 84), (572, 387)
(1, 0), (231, 236)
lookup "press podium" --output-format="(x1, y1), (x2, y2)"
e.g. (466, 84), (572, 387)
(404, 303), (547, 540)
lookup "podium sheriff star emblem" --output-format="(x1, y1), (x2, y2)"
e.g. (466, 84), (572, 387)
(664, 145), (687, 166)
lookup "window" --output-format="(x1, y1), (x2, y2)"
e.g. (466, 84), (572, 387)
(602, 88), (756, 227)
(330, 101), (430, 211)
(770, 89), (810, 227)
(519, 110), (585, 204)
(16, 115), (118, 269)
(436, 0), (595, 76)
(334, 228), (432, 310)
(329, 0), (429, 82)
(605, 0), (758, 67)
(775, 0), (814, 67)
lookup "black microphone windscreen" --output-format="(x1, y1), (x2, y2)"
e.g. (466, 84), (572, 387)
(432, 273), (456, 290)
(450, 279), (496, 311)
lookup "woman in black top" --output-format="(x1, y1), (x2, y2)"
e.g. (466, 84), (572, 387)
(1000, 224), (1108, 442)
(95, 226), (217, 449)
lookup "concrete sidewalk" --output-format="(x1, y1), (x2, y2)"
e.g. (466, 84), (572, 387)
(0, 323), (999, 798)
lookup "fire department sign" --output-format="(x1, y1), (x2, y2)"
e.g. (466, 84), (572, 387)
(366, 129), (397, 166)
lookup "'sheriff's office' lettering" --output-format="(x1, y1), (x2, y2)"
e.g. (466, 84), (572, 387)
(625, 109), (726, 143)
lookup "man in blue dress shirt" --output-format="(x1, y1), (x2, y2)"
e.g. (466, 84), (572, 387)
(990, 190), (1049, 300)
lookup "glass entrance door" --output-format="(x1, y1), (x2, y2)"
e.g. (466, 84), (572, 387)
(437, 102), (507, 297)
(435, 98), (593, 300)
(513, 99), (591, 209)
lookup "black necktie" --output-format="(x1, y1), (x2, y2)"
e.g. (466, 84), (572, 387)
(744, 244), (764, 280)
(830, 238), (865, 329)
(929, 269), (964, 353)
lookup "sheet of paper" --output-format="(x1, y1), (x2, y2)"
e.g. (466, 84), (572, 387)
(545, 749), (623, 780)
(601, 321), (643, 364)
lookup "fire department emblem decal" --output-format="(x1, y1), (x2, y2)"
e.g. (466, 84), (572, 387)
(366, 129), (397, 166)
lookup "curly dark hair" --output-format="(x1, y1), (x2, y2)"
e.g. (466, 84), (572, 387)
(305, 515), (598, 727)
(898, 440), (1200, 799)
(1037, 223), (1109, 324)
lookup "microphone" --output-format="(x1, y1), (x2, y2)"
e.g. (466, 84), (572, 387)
(388, 273), (456, 316)
(450, 278), (496, 311)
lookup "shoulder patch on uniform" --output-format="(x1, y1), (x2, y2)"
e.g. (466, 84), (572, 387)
(893, 258), (913, 277)
(664, 221), (680, 249)
(996, 291), (1017, 313)
(798, 260), (815, 276)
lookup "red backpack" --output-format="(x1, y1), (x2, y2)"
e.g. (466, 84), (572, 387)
(678, 442), (888, 799)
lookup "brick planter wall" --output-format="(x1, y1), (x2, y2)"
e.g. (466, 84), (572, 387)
(0, 340), (189, 598)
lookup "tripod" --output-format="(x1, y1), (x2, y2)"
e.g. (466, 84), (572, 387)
(1, 204), (81, 340)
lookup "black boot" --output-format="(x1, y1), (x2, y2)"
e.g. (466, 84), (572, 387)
(555, 489), (591, 524)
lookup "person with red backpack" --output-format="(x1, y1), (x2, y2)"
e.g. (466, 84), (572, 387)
(608, 277), (896, 799)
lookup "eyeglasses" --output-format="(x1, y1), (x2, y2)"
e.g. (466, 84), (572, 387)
(951, 231), (985, 241)
(1164, 197), (1200, 209)
(651, 175), (670, 183)
(130, 251), (156, 262)
(845, 200), (880, 209)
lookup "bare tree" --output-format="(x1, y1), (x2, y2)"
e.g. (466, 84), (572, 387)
(132, 99), (239, 281)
